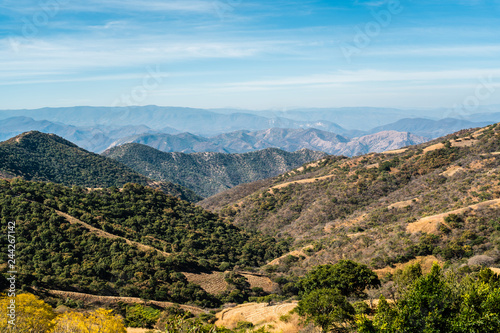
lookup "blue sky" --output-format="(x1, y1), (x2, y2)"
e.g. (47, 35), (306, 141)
(1, 0), (499, 110)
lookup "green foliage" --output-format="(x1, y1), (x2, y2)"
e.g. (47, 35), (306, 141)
(296, 288), (355, 332)
(104, 143), (326, 197)
(125, 304), (161, 328)
(299, 260), (381, 298)
(361, 264), (500, 333)
(0, 131), (200, 201)
(0, 179), (288, 306)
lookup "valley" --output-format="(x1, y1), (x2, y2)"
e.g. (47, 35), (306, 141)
(1, 122), (500, 332)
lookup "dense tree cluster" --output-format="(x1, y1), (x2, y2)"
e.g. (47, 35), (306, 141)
(0, 131), (201, 202)
(0, 179), (288, 305)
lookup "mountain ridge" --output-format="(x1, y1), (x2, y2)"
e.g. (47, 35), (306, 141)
(0, 131), (201, 202)
(103, 143), (327, 197)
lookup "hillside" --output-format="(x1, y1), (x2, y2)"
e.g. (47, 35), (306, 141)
(0, 131), (201, 202)
(0, 179), (288, 306)
(108, 128), (428, 156)
(201, 123), (500, 274)
(103, 144), (327, 197)
(369, 117), (491, 138)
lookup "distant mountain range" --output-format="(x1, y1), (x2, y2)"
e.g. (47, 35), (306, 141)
(103, 144), (327, 197)
(0, 131), (201, 202)
(108, 128), (428, 156)
(368, 118), (493, 138)
(0, 106), (498, 155)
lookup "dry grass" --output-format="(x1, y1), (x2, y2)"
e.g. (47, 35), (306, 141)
(183, 271), (229, 295)
(388, 198), (419, 210)
(241, 273), (280, 294)
(490, 267), (500, 274)
(407, 199), (500, 234)
(374, 255), (442, 278)
(382, 148), (408, 154)
(216, 302), (300, 332)
(55, 211), (170, 257)
(270, 173), (336, 190)
(127, 328), (159, 333)
(423, 143), (445, 153)
(452, 139), (479, 147)
(440, 166), (465, 177)
(267, 245), (314, 266)
(184, 271), (279, 294)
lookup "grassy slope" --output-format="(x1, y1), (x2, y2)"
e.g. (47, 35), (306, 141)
(201, 124), (500, 274)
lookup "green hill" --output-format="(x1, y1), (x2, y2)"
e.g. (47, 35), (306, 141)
(0, 131), (201, 202)
(201, 123), (500, 272)
(102, 143), (327, 197)
(0, 179), (288, 306)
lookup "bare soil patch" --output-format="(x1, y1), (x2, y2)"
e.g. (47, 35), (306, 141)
(216, 302), (300, 332)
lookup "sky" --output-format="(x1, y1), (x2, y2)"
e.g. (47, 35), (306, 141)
(0, 0), (499, 110)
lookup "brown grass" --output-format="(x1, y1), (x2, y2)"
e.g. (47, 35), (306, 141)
(216, 302), (300, 332)
(270, 173), (336, 190)
(388, 198), (419, 210)
(440, 166), (465, 177)
(127, 329), (160, 333)
(267, 245), (314, 266)
(183, 271), (228, 295)
(241, 273), (280, 294)
(407, 199), (500, 234)
(452, 139), (479, 147)
(374, 255), (442, 278)
(382, 148), (408, 154)
(490, 267), (500, 274)
(184, 271), (279, 294)
(423, 143), (445, 153)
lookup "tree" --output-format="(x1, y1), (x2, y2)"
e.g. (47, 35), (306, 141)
(299, 260), (381, 298)
(296, 288), (355, 332)
(51, 308), (126, 333)
(360, 264), (500, 333)
(0, 293), (56, 332)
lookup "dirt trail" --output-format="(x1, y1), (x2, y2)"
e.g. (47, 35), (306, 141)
(47, 290), (207, 315)
(55, 210), (170, 256)
(270, 173), (335, 191)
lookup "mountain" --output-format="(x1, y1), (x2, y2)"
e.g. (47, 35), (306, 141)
(0, 116), (162, 152)
(0, 131), (201, 202)
(102, 144), (327, 197)
(200, 123), (500, 272)
(369, 118), (492, 138)
(107, 128), (428, 156)
(0, 179), (287, 306)
(0, 106), (348, 136)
